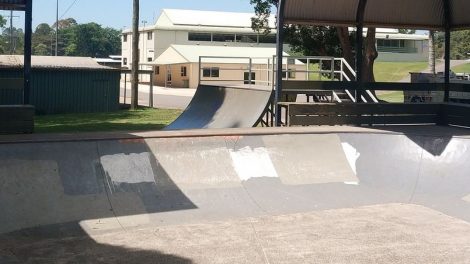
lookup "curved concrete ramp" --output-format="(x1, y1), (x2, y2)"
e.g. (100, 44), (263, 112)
(165, 85), (272, 130)
(1, 127), (470, 263)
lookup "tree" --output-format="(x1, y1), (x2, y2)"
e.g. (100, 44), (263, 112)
(0, 15), (6, 28)
(62, 23), (120, 57)
(449, 30), (470, 60)
(1, 27), (24, 54)
(250, 0), (378, 82)
(131, 0), (140, 110)
(51, 18), (77, 30)
(33, 23), (53, 55)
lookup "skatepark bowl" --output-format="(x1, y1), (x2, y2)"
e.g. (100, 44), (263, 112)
(1, 126), (470, 263)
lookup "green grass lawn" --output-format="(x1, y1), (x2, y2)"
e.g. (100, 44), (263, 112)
(376, 91), (404, 103)
(374, 62), (428, 82)
(35, 108), (182, 134)
(452, 63), (470, 73)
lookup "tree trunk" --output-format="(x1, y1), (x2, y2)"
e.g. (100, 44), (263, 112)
(428, 30), (436, 74)
(362, 28), (378, 83)
(336, 27), (354, 66)
(131, 0), (140, 110)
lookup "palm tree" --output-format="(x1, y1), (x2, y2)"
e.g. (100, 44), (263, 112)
(131, 0), (140, 110)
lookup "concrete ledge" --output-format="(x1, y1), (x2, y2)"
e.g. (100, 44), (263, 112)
(0, 125), (469, 144)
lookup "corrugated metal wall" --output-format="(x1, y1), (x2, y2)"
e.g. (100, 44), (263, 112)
(0, 69), (120, 114)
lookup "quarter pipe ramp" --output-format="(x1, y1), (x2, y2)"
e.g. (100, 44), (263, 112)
(165, 85), (272, 130)
(1, 126), (470, 263)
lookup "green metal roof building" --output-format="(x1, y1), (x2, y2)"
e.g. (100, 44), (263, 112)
(0, 55), (121, 115)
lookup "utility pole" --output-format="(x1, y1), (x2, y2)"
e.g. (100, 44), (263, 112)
(55, 0), (59, 56)
(131, 0), (140, 110)
(10, 10), (13, 54)
(5, 11), (19, 54)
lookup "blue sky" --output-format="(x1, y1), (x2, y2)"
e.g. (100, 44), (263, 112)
(1, 0), (255, 30)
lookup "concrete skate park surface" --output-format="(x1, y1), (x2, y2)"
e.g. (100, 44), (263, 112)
(1, 126), (470, 263)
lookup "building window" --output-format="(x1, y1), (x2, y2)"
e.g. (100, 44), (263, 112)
(188, 32), (212, 42)
(283, 70), (296, 79)
(155, 66), (160, 75)
(237, 35), (257, 43)
(212, 34), (235, 42)
(123, 34), (128, 42)
(244, 72), (256, 84)
(147, 32), (153, 40)
(123, 58), (128, 65)
(377, 39), (405, 48)
(147, 57), (153, 62)
(181, 66), (187, 77)
(202, 67), (220, 78)
(259, 34), (276, 44)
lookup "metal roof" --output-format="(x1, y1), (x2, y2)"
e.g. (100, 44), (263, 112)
(282, 0), (470, 30)
(123, 9), (277, 34)
(0, 0), (26, 11)
(0, 55), (117, 70)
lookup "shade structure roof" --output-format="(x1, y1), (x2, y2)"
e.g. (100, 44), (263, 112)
(282, 0), (470, 30)
(0, 0), (26, 11)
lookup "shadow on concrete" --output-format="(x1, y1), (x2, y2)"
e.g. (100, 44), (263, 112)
(0, 136), (198, 262)
(0, 137), (196, 233)
(364, 125), (470, 156)
(0, 226), (193, 264)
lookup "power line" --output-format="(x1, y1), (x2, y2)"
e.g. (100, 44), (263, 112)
(60, 0), (79, 19)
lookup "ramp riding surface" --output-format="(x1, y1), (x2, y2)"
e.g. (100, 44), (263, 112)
(165, 85), (272, 130)
(1, 127), (470, 263)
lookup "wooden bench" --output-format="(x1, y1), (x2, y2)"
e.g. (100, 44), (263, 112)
(0, 105), (35, 134)
(279, 102), (443, 127)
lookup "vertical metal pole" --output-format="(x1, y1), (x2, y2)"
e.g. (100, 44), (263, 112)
(355, 0), (367, 102)
(198, 56), (202, 86)
(443, 0), (451, 103)
(318, 59), (322, 80)
(149, 72), (154, 107)
(124, 73), (127, 104)
(306, 58), (309, 81)
(444, 28), (450, 102)
(24, 0), (33, 105)
(10, 10), (13, 54)
(249, 58), (253, 85)
(330, 58), (335, 81)
(285, 59), (288, 81)
(266, 58), (270, 86)
(55, 0), (59, 56)
(340, 59), (344, 81)
(275, 0), (285, 126)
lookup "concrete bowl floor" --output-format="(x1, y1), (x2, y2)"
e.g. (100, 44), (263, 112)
(1, 126), (470, 263)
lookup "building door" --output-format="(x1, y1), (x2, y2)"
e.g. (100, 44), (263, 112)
(244, 72), (256, 85)
(166, 66), (172, 87)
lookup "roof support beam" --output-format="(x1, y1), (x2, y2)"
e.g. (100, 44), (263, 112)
(23, 0), (32, 104)
(275, 0), (286, 126)
(443, 0), (451, 103)
(355, 0), (367, 101)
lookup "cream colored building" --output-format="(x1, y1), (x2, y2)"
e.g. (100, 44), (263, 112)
(121, 9), (284, 73)
(147, 45), (305, 89)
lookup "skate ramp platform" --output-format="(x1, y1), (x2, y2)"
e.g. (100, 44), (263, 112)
(165, 85), (272, 130)
(1, 126), (470, 263)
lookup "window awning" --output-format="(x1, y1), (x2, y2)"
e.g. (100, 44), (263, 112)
(0, 0), (27, 11)
(282, 0), (470, 30)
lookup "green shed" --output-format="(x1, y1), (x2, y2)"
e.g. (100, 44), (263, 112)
(0, 55), (120, 114)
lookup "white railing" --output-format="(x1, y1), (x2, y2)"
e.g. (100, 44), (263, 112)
(197, 55), (378, 103)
